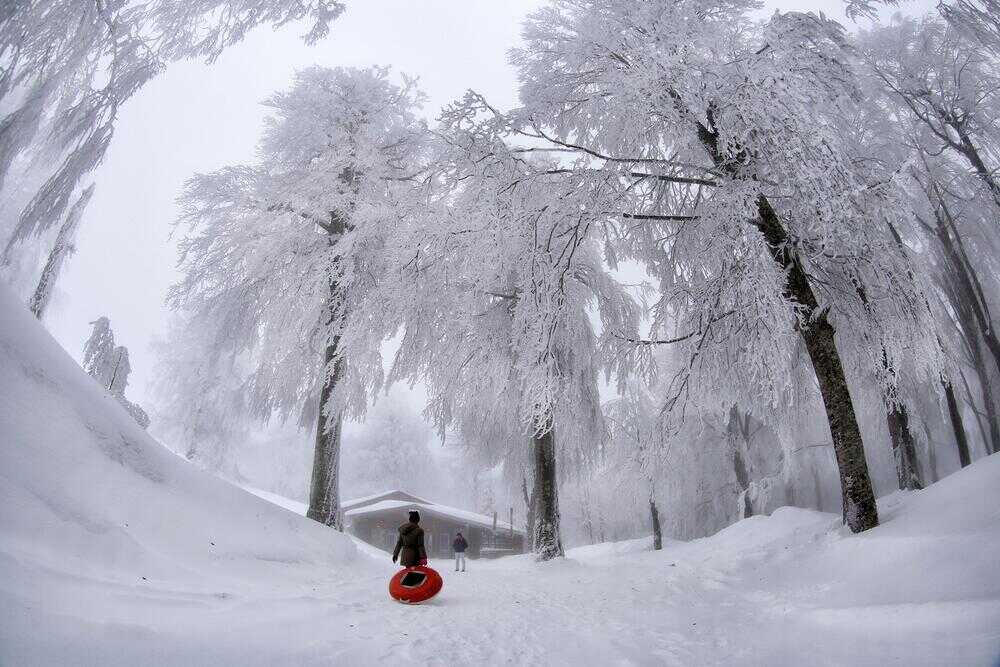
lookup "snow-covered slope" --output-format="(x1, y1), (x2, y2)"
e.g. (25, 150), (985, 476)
(2, 283), (1000, 665)
(0, 286), (370, 664)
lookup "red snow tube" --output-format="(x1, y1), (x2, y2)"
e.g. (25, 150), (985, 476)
(389, 565), (443, 604)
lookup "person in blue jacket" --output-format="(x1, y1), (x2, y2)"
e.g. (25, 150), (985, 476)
(453, 531), (468, 572)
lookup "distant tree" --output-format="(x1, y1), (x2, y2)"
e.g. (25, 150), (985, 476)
(82, 317), (149, 428)
(149, 315), (251, 469)
(82, 317), (117, 387)
(845, 0), (1000, 54)
(341, 397), (438, 497)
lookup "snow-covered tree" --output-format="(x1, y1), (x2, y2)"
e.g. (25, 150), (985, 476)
(82, 317), (117, 388)
(853, 15), (1000, 465)
(845, 0), (1000, 54)
(170, 66), (429, 529)
(860, 15), (1000, 214)
(502, 0), (945, 533)
(378, 95), (644, 558)
(81, 317), (149, 428)
(150, 315), (252, 470)
(0, 0), (344, 301)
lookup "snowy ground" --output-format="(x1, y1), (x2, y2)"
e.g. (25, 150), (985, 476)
(3, 284), (1000, 666)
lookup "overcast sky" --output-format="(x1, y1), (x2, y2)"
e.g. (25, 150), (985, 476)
(43, 0), (934, 415)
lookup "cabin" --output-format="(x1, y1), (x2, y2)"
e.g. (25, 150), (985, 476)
(344, 490), (525, 558)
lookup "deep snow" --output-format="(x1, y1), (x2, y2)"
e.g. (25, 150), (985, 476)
(2, 284), (999, 666)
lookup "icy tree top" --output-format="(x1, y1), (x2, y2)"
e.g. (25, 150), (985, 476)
(171, 66), (429, 426)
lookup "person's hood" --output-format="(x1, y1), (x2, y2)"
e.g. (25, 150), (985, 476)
(399, 522), (419, 535)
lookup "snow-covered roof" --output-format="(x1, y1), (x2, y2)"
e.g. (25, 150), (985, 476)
(341, 490), (431, 511)
(345, 499), (524, 535)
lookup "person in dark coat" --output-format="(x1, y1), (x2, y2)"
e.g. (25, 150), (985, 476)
(392, 510), (427, 568)
(452, 531), (469, 572)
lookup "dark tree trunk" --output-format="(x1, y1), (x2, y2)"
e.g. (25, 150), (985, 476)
(531, 426), (563, 560)
(649, 495), (663, 551)
(932, 200), (1000, 456)
(27, 185), (94, 319)
(306, 206), (350, 529)
(933, 196), (1000, 379)
(960, 361), (1000, 456)
(981, 372), (1000, 456)
(690, 109), (878, 532)
(954, 124), (1000, 211)
(764, 214), (877, 532)
(942, 379), (972, 468)
(759, 205), (878, 531)
(886, 402), (923, 490)
(306, 339), (345, 529)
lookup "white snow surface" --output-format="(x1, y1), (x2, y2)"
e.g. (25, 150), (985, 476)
(241, 484), (309, 516)
(2, 284), (1000, 665)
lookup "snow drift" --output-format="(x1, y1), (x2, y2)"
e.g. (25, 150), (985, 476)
(0, 285), (368, 664)
(2, 283), (1000, 665)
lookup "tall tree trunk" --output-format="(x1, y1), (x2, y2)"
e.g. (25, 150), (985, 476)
(770, 224), (877, 532)
(760, 211), (879, 529)
(691, 110), (878, 532)
(954, 124), (1000, 211)
(981, 372), (1000, 456)
(932, 203), (1000, 455)
(306, 209), (349, 529)
(933, 194), (1000, 378)
(306, 339), (345, 529)
(886, 402), (923, 490)
(960, 362), (1000, 456)
(27, 185), (94, 319)
(649, 494), (663, 551)
(942, 379), (972, 468)
(531, 425), (563, 560)
(306, 340), (344, 530)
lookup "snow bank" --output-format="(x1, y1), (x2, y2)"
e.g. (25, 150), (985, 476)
(560, 460), (1000, 665)
(241, 484), (309, 515)
(0, 286), (365, 664)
